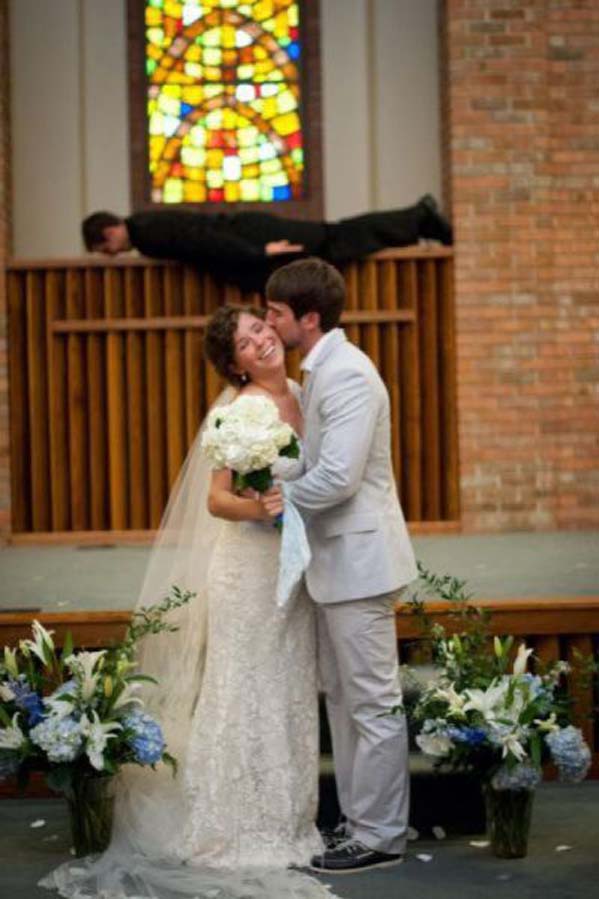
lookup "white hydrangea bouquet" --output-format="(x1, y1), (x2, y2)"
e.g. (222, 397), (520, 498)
(201, 393), (300, 498)
(0, 587), (193, 855)
(400, 566), (593, 857)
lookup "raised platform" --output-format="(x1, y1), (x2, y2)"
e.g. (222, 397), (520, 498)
(1, 530), (597, 614)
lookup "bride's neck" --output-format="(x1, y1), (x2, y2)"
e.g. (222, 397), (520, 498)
(249, 371), (289, 397)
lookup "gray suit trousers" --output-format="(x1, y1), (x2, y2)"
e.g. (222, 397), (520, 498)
(316, 592), (409, 855)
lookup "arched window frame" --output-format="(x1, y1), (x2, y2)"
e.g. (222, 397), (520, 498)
(126, 0), (323, 220)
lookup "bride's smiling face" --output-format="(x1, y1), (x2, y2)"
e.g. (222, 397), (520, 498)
(232, 313), (284, 382)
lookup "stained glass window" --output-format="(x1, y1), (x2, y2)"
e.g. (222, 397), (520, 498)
(143, 0), (306, 205)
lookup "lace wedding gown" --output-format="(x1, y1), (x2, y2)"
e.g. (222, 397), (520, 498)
(177, 452), (322, 869)
(41, 446), (335, 899)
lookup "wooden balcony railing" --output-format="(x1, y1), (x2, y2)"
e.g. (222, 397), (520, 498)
(6, 247), (458, 540)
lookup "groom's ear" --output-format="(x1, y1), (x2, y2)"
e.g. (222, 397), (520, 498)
(300, 310), (321, 332)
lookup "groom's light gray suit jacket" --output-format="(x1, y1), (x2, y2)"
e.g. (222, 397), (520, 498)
(286, 329), (417, 604)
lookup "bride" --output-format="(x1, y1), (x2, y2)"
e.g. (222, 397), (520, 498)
(41, 306), (335, 899)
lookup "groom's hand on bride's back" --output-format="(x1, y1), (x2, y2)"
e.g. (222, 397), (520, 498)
(259, 486), (284, 520)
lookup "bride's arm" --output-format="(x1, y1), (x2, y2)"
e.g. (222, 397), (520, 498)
(208, 469), (283, 521)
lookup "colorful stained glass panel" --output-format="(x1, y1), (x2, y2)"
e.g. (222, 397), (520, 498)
(144, 0), (305, 204)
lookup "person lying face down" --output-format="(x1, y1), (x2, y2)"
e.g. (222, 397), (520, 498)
(81, 197), (452, 292)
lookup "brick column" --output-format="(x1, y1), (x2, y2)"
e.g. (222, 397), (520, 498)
(0, 0), (11, 539)
(444, 0), (599, 531)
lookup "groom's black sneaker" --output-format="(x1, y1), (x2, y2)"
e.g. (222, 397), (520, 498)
(310, 839), (403, 874)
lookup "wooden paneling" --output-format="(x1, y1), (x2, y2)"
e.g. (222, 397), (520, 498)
(6, 249), (458, 536)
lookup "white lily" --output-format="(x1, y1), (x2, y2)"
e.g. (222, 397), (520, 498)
(0, 682), (16, 702)
(513, 644), (534, 676)
(111, 682), (143, 712)
(0, 713), (26, 750)
(433, 683), (466, 716)
(65, 651), (107, 702)
(416, 731), (453, 758)
(3, 647), (19, 678)
(80, 711), (121, 771)
(19, 621), (55, 665)
(494, 728), (528, 762)
(44, 693), (76, 720)
(463, 681), (508, 721)
(534, 712), (560, 734)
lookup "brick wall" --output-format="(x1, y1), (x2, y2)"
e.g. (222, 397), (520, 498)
(0, 0), (10, 539)
(444, 0), (599, 530)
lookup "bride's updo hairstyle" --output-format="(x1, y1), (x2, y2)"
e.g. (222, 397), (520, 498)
(203, 304), (266, 387)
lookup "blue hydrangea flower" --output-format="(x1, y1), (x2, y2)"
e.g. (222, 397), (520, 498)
(30, 715), (83, 763)
(546, 726), (591, 783)
(123, 711), (165, 765)
(520, 673), (549, 698)
(21, 693), (44, 726)
(447, 726), (487, 746)
(491, 761), (542, 792)
(6, 676), (45, 726)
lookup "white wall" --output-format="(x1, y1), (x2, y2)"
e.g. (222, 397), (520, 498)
(10, 0), (129, 257)
(370, 0), (441, 210)
(10, 0), (82, 257)
(9, 0), (440, 256)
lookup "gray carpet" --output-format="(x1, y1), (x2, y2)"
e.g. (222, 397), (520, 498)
(1, 782), (598, 899)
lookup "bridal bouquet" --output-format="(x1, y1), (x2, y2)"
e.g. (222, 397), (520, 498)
(0, 588), (193, 818)
(201, 394), (299, 495)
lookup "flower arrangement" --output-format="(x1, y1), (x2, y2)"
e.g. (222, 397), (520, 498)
(401, 566), (593, 856)
(405, 567), (592, 789)
(201, 394), (299, 494)
(0, 587), (194, 797)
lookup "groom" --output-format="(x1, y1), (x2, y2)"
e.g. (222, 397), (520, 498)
(264, 258), (418, 873)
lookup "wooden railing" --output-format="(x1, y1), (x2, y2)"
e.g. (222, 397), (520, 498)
(6, 247), (458, 540)
(1, 597), (597, 782)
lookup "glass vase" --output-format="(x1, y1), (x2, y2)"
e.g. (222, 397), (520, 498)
(66, 774), (115, 857)
(484, 785), (534, 859)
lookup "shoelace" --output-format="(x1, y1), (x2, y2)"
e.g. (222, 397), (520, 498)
(333, 839), (368, 856)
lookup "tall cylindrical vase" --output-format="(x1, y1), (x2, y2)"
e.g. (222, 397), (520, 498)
(66, 774), (115, 857)
(484, 785), (534, 859)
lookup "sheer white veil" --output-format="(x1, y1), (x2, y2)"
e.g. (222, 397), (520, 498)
(132, 386), (236, 757)
(40, 385), (335, 899)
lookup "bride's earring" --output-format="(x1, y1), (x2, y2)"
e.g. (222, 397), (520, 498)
(240, 372), (249, 384)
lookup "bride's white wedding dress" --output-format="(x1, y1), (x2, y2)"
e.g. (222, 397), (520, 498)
(41, 396), (336, 899)
(178, 453), (321, 869)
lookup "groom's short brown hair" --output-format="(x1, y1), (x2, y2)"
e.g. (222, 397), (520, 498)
(265, 257), (345, 332)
